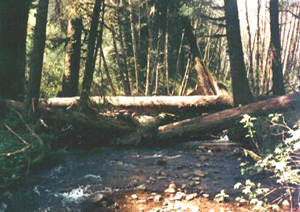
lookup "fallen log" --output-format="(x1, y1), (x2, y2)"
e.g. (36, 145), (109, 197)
(156, 93), (300, 141)
(42, 95), (233, 113)
(5, 100), (136, 136)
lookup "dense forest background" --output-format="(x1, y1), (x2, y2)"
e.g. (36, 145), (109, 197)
(1, 0), (299, 107)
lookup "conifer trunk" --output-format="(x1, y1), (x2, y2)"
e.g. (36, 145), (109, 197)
(59, 18), (82, 97)
(80, 0), (103, 109)
(270, 0), (285, 95)
(0, 0), (30, 100)
(26, 0), (49, 114)
(224, 0), (253, 106)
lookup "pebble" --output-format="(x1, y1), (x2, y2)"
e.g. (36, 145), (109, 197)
(136, 184), (147, 191)
(182, 173), (189, 178)
(186, 193), (197, 201)
(169, 192), (185, 201)
(164, 188), (176, 194)
(131, 194), (138, 200)
(203, 193), (210, 198)
(147, 196), (154, 201)
(89, 193), (104, 203)
(193, 170), (206, 177)
(181, 184), (187, 189)
(168, 183), (176, 189)
(282, 199), (290, 210)
(154, 195), (163, 202)
(192, 177), (201, 181)
(157, 176), (167, 180)
(149, 177), (156, 181)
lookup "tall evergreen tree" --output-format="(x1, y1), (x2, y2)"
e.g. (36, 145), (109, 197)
(270, 0), (285, 95)
(0, 0), (30, 100)
(79, 0), (103, 109)
(224, 0), (253, 106)
(26, 0), (49, 114)
(59, 18), (82, 97)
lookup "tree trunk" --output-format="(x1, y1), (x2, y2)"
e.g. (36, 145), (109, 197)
(224, 0), (253, 106)
(111, 26), (129, 95)
(128, 0), (140, 93)
(59, 18), (82, 97)
(100, 47), (117, 95)
(0, 0), (30, 100)
(172, 29), (185, 95)
(116, 7), (131, 96)
(157, 93), (300, 141)
(79, 0), (103, 109)
(43, 95), (233, 112)
(255, 0), (261, 95)
(182, 17), (219, 96)
(164, 7), (170, 95)
(244, 0), (255, 92)
(145, 0), (153, 96)
(26, 0), (49, 115)
(270, 0), (285, 95)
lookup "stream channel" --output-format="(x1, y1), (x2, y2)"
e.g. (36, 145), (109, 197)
(0, 139), (251, 212)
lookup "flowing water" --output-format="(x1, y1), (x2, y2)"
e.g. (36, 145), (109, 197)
(0, 140), (248, 212)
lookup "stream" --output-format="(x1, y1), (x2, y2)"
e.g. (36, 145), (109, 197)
(0, 139), (250, 212)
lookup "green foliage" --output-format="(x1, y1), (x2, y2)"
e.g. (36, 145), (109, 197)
(234, 180), (278, 211)
(214, 189), (229, 203)
(235, 112), (300, 211)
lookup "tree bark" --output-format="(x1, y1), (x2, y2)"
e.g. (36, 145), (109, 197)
(270, 0), (285, 95)
(59, 18), (82, 97)
(244, 0), (255, 92)
(43, 95), (233, 112)
(26, 0), (49, 115)
(128, 0), (140, 93)
(79, 0), (103, 109)
(224, 0), (253, 106)
(0, 0), (30, 100)
(116, 7), (131, 96)
(156, 93), (300, 141)
(182, 17), (219, 96)
(100, 47), (117, 95)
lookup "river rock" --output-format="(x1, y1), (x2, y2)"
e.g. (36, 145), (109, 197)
(182, 173), (189, 178)
(149, 177), (156, 181)
(192, 177), (201, 181)
(89, 192), (104, 203)
(136, 184), (147, 191)
(164, 188), (176, 194)
(202, 193), (210, 198)
(154, 194), (163, 202)
(147, 196), (154, 201)
(186, 193), (197, 201)
(193, 170), (206, 177)
(170, 192), (185, 201)
(282, 199), (290, 210)
(131, 194), (138, 200)
(168, 183), (176, 189)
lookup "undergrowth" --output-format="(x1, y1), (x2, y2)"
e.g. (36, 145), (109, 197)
(235, 110), (300, 211)
(0, 100), (56, 190)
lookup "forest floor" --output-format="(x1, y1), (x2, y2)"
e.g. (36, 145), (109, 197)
(2, 139), (255, 212)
